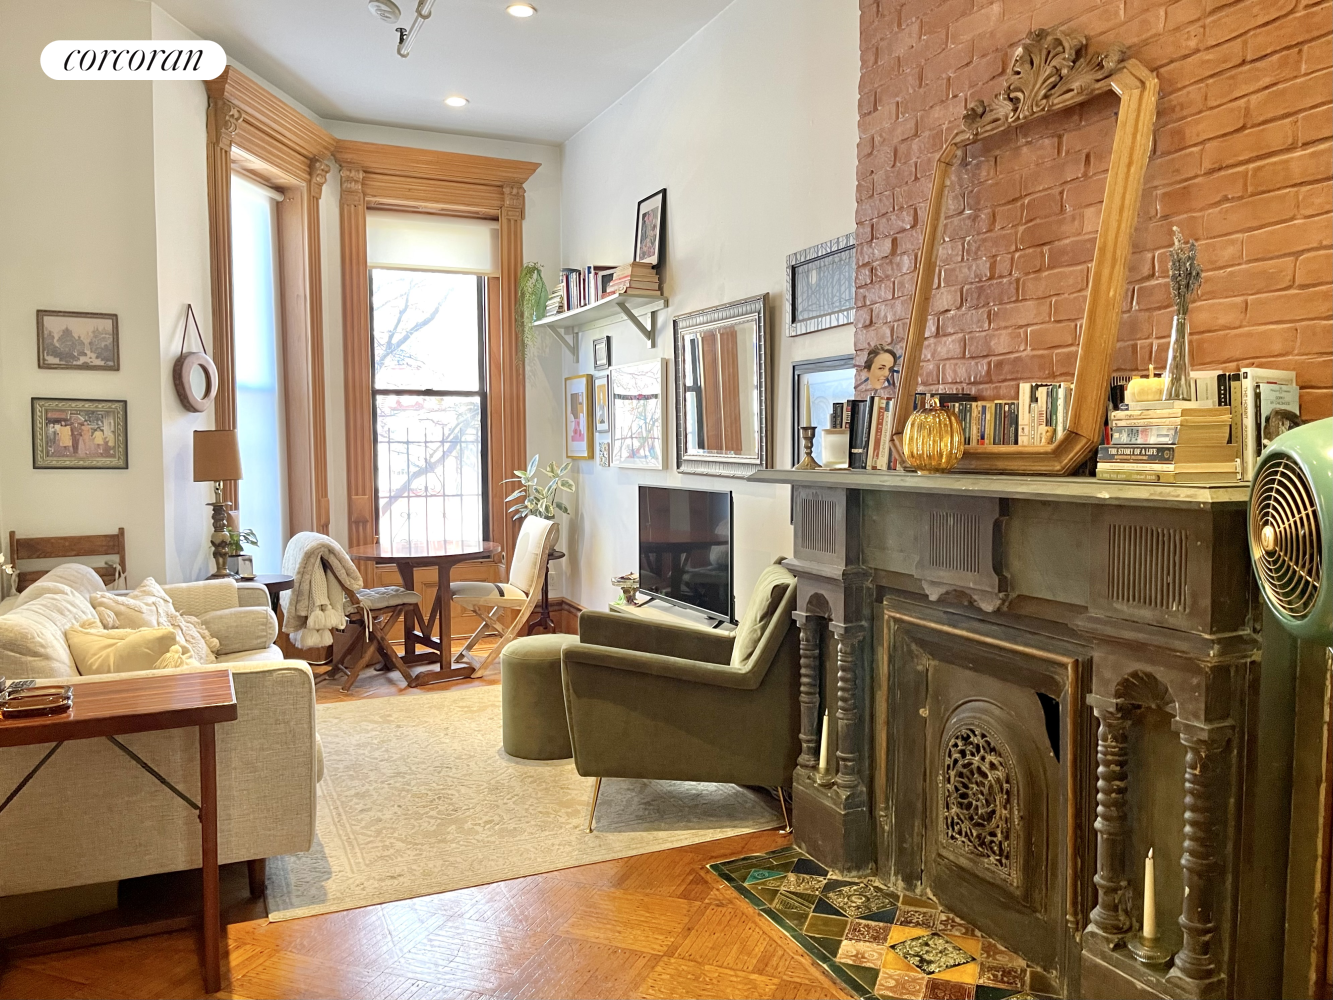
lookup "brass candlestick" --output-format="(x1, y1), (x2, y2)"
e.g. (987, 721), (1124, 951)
(207, 481), (233, 580)
(794, 426), (822, 470)
(1128, 933), (1172, 968)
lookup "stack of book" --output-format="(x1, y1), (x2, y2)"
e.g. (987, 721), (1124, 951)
(1096, 403), (1238, 483)
(605, 261), (660, 296)
(544, 289), (565, 317)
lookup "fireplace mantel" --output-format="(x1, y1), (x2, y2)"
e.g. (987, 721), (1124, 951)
(758, 468), (1292, 999)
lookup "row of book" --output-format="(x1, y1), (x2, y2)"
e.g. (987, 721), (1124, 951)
(1179, 367), (1302, 479)
(1096, 403), (1238, 483)
(935, 382), (1075, 447)
(548, 262), (660, 314)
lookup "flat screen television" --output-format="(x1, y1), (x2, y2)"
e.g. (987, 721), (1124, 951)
(638, 485), (734, 623)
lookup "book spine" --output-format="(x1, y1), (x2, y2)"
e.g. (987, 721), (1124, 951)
(1228, 372), (1242, 449)
(1110, 425), (1181, 445)
(1099, 445), (1177, 463)
(1241, 371), (1255, 479)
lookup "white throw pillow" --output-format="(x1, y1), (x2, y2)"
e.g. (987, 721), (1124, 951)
(90, 577), (219, 664)
(35, 563), (109, 600)
(65, 622), (183, 675)
(0, 591), (96, 678)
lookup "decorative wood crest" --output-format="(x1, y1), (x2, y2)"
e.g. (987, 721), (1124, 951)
(1113, 669), (1178, 714)
(208, 98), (243, 149)
(955, 28), (1127, 144)
(309, 158), (331, 197)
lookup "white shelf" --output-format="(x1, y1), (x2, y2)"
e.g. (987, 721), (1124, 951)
(534, 292), (667, 357)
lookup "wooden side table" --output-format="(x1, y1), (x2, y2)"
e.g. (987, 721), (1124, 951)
(250, 573), (294, 613)
(0, 670), (238, 993)
(527, 549), (565, 635)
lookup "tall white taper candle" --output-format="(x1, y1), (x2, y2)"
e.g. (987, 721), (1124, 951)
(819, 710), (831, 774)
(803, 382), (812, 426)
(1143, 847), (1157, 939)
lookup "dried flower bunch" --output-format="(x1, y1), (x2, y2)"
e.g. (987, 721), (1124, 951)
(1168, 226), (1203, 317)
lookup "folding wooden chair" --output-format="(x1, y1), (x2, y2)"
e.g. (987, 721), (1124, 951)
(449, 516), (559, 676)
(323, 563), (423, 693)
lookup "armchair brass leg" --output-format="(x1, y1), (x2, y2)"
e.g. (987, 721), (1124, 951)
(586, 776), (601, 833)
(775, 787), (792, 834)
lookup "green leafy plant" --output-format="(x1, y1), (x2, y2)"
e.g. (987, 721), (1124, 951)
(516, 261), (549, 369)
(504, 455), (574, 521)
(226, 526), (259, 556)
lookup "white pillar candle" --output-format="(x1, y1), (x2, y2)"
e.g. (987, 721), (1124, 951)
(803, 382), (812, 426)
(1143, 847), (1157, 939)
(819, 710), (831, 774)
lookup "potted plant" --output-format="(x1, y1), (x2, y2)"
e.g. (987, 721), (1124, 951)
(516, 262), (549, 370)
(504, 456), (574, 521)
(225, 526), (259, 578)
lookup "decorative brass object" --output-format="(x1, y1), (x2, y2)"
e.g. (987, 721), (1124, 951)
(903, 403), (964, 474)
(890, 29), (1158, 475)
(795, 426), (822, 470)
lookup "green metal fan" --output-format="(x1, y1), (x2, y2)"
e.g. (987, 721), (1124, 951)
(1248, 417), (1333, 644)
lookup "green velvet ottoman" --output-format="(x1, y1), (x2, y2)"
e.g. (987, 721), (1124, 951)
(501, 633), (577, 760)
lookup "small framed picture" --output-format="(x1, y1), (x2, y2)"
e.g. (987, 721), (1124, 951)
(37, 310), (120, 370)
(611, 359), (667, 469)
(32, 397), (128, 469)
(634, 188), (666, 267)
(598, 441), (611, 467)
(594, 374), (611, 433)
(565, 374), (594, 460)
(593, 335), (611, 371)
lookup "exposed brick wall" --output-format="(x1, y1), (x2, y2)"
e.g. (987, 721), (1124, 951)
(856, 0), (1333, 419)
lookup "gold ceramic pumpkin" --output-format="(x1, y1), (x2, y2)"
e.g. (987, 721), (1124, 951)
(903, 403), (965, 474)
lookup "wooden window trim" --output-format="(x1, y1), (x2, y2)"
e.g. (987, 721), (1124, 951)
(205, 67), (336, 532)
(334, 139), (538, 571)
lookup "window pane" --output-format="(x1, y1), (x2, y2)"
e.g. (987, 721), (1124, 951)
(376, 394), (483, 549)
(371, 269), (480, 392)
(231, 174), (286, 575)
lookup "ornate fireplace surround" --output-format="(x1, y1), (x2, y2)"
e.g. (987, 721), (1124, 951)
(752, 468), (1294, 999)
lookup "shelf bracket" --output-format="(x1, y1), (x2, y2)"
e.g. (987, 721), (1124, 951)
(547, 327), (579, 359)
(616, 301), (656, 348)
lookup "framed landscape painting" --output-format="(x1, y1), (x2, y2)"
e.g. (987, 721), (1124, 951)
(32, 397), (128, 469)
(611, 359), (666, 469)
(565, 374), (593, 460)
(37, 310), (119, 370)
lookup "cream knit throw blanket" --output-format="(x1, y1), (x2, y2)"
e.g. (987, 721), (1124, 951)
(280, 533), (364, 648)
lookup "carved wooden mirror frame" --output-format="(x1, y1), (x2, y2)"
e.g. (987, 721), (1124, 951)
(890, 30), (1159, 475)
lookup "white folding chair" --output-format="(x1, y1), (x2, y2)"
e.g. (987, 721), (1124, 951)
(449, 516), (559, 676)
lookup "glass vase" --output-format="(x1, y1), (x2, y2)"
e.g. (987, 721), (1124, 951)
(1161, 312), (1191, 402)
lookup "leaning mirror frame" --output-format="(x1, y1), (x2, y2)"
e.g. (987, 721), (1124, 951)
(888, 29), (1159, 475)
(673, 293), (769, 477)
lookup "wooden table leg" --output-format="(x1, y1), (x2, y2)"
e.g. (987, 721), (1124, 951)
(398, 561), (418, 662)
(438, 557), (453, 662)
(199, 723), (220, 995)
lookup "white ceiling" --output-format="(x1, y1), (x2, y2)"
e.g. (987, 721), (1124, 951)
(154, 0), (736, 144)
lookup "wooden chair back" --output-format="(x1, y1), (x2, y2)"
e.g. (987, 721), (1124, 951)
(8, 528), (126, 592)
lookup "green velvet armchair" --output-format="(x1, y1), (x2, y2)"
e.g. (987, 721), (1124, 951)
(560, 561), (800, 829)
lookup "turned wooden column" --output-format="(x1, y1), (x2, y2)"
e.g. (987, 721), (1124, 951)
(307, 157), (331, 534)
(1168, 723), (1233, 993)
(794, 611), (824, 775)
(1087, 696), (1133, 944)
(831, 621), (865, 798)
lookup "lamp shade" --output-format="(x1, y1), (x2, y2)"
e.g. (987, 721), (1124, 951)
(193, 429), (243, 483)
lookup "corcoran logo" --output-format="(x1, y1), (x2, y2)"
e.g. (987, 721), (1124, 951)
(41, 40), (226, 80)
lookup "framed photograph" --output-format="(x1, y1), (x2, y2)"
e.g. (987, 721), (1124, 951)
(785, 233), (855, 337)
(593, 374), (611, 433)
(597, 441), (611, 467)
(36, 310), (120, 370)
(593, 335), (612, 371)
(792, 355), (856, 466)
(611, 359), (667, 469)
(634, 188), (666, 267)
(565, 374), (594, 460)
(32, 398), (128, 469)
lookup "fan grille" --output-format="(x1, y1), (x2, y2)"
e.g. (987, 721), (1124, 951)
(1250, 455), (1322, 620)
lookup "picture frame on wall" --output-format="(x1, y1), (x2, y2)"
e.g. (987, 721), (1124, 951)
(36, 310), (120, 370)
(564, 374), (594, 460)
(592, 335), (611, 371)
(785, 233), (855, 337)
(791, 355), (856, 466)
(634, 188), (666, 268)
(610, 359), (667, 469)
(32, 397), (128, 470)
(597, 441), (611, 467)
(593, 374), (611, 433)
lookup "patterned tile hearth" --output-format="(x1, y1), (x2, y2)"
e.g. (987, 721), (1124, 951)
(708, 846), (1060, 1000)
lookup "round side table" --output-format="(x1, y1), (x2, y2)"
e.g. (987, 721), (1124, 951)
(250, 573), (294, 613)
(527, 549), (565, 635)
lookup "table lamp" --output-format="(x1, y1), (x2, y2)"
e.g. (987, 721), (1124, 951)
(193, 429), (243, 579)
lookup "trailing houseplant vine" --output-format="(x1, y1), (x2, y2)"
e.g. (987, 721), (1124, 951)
(516, 261), (548, 370)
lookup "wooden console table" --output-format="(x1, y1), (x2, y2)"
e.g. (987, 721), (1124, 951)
(0, 670), (238, 993)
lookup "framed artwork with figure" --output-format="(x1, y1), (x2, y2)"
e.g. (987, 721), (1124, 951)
(858, 343), (900, 398)
(32, 397), (128, 469)
(565, 374), (593, 460)
(634, 188), (666, 267)
(593, 374), (611, 433)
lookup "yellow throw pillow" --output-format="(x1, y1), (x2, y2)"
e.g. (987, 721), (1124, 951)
(65, 623), (182, 676)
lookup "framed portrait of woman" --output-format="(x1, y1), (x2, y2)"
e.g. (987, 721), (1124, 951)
(857, 343), (900, 398)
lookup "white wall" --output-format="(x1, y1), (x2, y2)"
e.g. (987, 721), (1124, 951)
(559, 0), (859, 616)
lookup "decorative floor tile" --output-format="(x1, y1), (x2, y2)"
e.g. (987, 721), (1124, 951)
(707, 846), (1062, 1000)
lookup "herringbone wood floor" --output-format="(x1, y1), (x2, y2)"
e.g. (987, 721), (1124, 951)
(0, 829), (846, 1000)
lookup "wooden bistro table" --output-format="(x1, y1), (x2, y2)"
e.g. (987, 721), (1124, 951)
(349, 539), (501, 686)
(0, 669), (238, 994)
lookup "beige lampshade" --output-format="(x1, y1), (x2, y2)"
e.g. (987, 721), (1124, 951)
(193, 429), (243, 483)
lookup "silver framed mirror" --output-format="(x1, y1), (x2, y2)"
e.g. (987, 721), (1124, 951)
(673, 294), (768, 477)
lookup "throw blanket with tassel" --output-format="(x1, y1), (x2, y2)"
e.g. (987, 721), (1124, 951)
(280, 532), (364, 648)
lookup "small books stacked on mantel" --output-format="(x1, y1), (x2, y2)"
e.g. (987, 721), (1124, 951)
(1096, 402), (1238, 483)
(605, 261), (660, 296)
(552, 262), (659, 313)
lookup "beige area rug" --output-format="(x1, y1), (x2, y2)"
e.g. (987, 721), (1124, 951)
(266, 684), (781, 920)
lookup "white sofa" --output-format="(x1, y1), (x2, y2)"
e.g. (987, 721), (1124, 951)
(0, 565), (319, 899)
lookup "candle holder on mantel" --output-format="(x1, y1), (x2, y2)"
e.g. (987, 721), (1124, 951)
(794, 426), (822, 470)
(1128, 847), (1173, 967)
(1128, 931), (1173, 967)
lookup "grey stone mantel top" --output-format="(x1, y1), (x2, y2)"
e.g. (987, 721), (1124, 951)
(749, 468), (1251, 510)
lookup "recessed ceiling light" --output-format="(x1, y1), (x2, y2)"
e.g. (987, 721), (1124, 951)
(444, 95), (469, 107)
(506, 3), (537, 16)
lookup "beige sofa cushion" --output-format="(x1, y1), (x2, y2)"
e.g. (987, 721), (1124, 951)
(0, 589), (95, 678)
(66, 624), (182, 675)
(199, 606), (278, 656)
(90, 578), (218, 664)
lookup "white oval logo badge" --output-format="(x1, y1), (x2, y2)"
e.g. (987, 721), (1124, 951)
(41, 40), (227, 80)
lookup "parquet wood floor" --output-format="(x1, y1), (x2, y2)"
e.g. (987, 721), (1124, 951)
(0, 830), (847, 1000)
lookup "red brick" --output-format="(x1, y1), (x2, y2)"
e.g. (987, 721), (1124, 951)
(1243, 217), (1333, 258)
(1248, 143), (1333, 192)
(1135, 280), (1175, 310)
(1247, 285), (1333, 323)
(1156, 169), (1247, 215)
(1299, 106), (1333, 144)
(1020, 266), (1087, 299)
(940, 358), (992, 383)
(1246, 4), (1333, 60)
(1158, 103), (1246, 153)
(1296, 319), (1332, 353)
(991, 351), (1054, 381)
(1186, 296), (1248, 331)
(1017, 213), (1084, 249)
(963, 279), (1019, 308)
(1167, 0), (1207, 28)
(1020, 152), (1089, 195)
(1205, 49), (1302, 106)
(1206, 0), (1298, 46)
(1053, 294), (1089, 322)
(965, 229), (1018, 259)
(1046, 234), (1099, 268)
(1028, 322), (1079, 350)
(1208, 257), (1299, 296)
(1159, 38), (1244, 90)
(1295, 250), (1333, 286)
(966, 328), (1027, 356)
(1251, 69), (1333, 123)
(996, 136), (1060, 174)
(923, 333), (968, 360)
(992, 299), (1053, 327)
(1299, 179), (1333, 215)
(1202, 119), (1299, 171)
(1023, 190), (1063, 222)
(1305, 34), (1333, 72)
(1202, 189), (1300, 236)
(940, 308), (991, 334)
